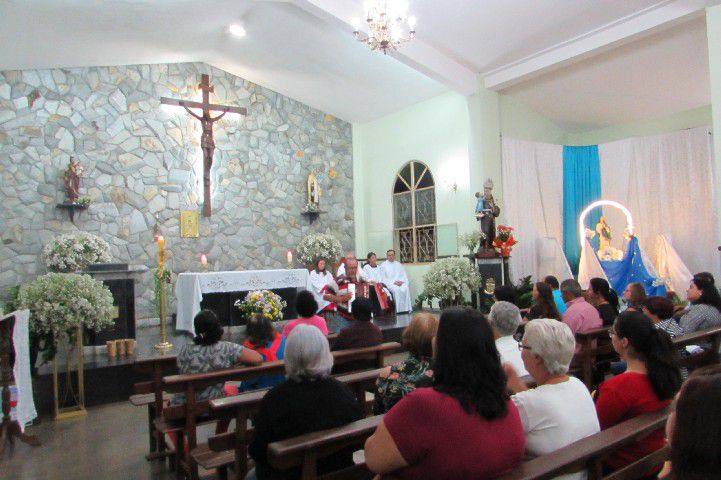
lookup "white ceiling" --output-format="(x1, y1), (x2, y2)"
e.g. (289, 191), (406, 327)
(502, 16), (711, 131)
(0, 0), (715, 127)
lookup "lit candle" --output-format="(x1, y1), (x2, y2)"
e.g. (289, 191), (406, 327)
(286, 250), (293, 266)
(156, 235), (165, 269)
(200, 253), (208, 270)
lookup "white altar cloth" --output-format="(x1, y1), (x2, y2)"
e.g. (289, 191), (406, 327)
(175, 269), (309, 334)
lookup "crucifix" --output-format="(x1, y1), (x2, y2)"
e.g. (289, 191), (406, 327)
(160, 74), (247, 217)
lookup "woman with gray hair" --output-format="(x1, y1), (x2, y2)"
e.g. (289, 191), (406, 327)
(505, 319), (600, 480)
(248, 325), (363, 480)
(489, 301), (528, 376)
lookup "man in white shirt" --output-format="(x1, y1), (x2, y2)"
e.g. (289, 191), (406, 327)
(489, 301), (528, 376)
(378, 249), (411, 313)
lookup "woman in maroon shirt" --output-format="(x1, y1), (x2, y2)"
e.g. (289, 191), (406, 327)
(364, 307), (525, 480)
(596, 311), (681, 476)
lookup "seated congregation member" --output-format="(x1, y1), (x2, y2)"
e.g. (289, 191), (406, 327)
(587, 277), (619, 326)
(505, 319), (599, 478)
(544, 275), (567, 315)
(679, 272), (721, 333)
(643, 296), (684, 338)
(331, 297), (383, 353)
(560, 279), (602, 351)
(374, 312), (437, 414)
(379, 249), (412, 314)
(248, 325), (363, 480)
(525, 282), (561, 321)
(173, 310), (262, 405)
(282, 290), (328, 337)
(364, 307), (525, 479)
(596, 311), (681, 475)
(622, 282), (647, 312)
(489, 301), (529, 376)
(664, 365), (721, 480)
(493, 284), (518, 305)
(240, 313), (286, 392)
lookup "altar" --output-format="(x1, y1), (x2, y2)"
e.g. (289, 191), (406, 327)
(175, 269), (309, 334)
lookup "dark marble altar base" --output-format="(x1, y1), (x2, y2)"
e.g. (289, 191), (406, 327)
(32, 312), (411, 416)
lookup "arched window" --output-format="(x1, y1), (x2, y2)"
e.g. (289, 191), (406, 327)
(393, 161), (436, 263)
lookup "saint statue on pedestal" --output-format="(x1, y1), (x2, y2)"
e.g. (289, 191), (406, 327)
(64, 157), (82, 203)
(596, 216), (612, 251)
(475, 178), (500, 251)
(307, 173), (321, 208)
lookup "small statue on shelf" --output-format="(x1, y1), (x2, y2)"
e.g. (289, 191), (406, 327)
(63, 157), (83, 203)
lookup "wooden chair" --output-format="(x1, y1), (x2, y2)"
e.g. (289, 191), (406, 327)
(130, 354), (177, 461)
(498, 407), (671, 480)
(570, 326), (614, 390)
(267, 415), (382, 480)
(204, 368), (383, 479)
(161, 342), (400, 480)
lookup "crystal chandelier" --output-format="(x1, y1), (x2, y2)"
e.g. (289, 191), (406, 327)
(353, 1), (416, 55)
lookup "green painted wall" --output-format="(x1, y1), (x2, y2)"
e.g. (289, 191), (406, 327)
(352, 91), (478, 302)
(565, 105), (712, 146)
(499, 94), (568, 144)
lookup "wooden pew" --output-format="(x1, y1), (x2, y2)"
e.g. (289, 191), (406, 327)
(263, 406), (671, 480)
(267, 415), (382, 480)
(203, 368), (383, 479)
(498, 407), (671, 480)
(571, 326), (614, 390)
(673, 325), (721, 370)
(160, 342), (400, 480)
(130, 354), (178, 461)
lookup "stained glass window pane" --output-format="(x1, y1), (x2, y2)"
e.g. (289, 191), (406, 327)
(394, 177), (409, 193)
(393, 192), (412, 228)
(400, 164), (412, 188)
(416, 169), (434, 189)
(414, 189), (436, 226)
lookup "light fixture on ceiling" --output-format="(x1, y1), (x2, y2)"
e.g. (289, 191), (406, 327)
(352, 1), (416, 55)
(228, 24), (247, 37)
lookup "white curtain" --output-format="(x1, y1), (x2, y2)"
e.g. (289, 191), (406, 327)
(599, 127), (718, 281)
(501, 138), (567, 282)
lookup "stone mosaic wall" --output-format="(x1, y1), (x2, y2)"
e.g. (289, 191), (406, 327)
(0, 62), (354, 320)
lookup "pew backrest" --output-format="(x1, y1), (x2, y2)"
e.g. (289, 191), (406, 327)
(498, 407), (670, 480)
(673, 325), (721, 370)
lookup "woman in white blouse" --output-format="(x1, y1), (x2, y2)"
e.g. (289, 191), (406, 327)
(504, 318), (600, 480)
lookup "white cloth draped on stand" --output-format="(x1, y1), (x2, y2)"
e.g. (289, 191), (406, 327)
(379, 260), (411, 313)
(578, 239), (608, 289)
(3, 309), (37, 431)
(655, 234), (693, 295)
(501, 138), (568, 282)
(599, 127), (717, 280)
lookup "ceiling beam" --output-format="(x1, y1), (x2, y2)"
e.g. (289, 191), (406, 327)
(484, 0), (713, 91)
(291, 0), (478, 95)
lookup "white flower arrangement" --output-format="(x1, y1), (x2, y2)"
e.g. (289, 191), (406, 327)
(17, 273), (115, 363)
(422, 257), (481, 306)
(235, 290), (287, 323)
(296, 233), (343, 265)
(43, 232), (112, 272)
(458, 231), (481, 254)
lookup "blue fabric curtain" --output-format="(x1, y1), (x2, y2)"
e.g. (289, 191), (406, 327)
(563, 145), (602, 274)
(600, 236), (666, 298)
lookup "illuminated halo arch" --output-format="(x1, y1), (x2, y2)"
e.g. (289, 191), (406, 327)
(578, 200), (634, 248)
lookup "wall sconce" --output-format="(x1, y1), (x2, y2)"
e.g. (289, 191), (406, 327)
(450, 179), (458, 193)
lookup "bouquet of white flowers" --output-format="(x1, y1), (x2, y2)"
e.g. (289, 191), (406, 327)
(43, 232), (112, 272)
(17, 273), (115, 364)
(458, 231), (481, 254)
(422, 257), (481, 307)
(235, 290), (287, 323)
(296, 233), (343, 265)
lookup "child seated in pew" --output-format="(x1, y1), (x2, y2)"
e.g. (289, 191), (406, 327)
(237, 313), (286, 392)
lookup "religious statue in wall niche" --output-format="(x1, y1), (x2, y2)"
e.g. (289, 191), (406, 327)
(306, 173), (321, 212)
(64, 157), (82, 203)
(596, 216), (612, 251)
(475, 178), (501, 252)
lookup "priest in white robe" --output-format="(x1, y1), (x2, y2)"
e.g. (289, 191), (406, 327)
(379, 249), (412, 313)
